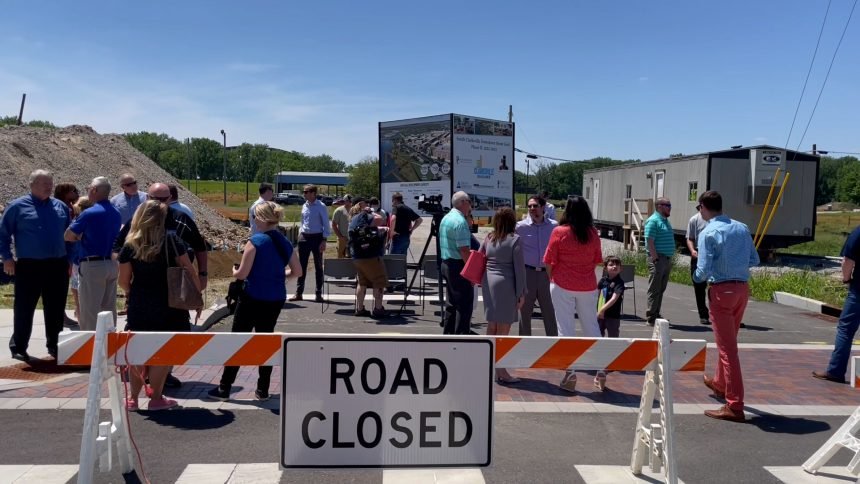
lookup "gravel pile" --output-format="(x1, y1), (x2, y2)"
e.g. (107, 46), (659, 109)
(0, 124), (247, 247)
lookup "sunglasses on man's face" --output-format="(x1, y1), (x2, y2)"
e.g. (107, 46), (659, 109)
(659, 203), (672, 208)
(527, 204), (540, 209)
(303, 190), (313, 194)
(122, 181), (137, 187)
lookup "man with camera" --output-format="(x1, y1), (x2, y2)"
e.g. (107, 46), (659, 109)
(439, 191), (474, 335)
(348, 198), (388, 318)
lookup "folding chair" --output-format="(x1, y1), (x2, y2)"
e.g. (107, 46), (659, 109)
(620, 264), (637, 317)
(382, 254), (408, 308)
(421, 256), (441, 315)
(321, 258), (357, 313)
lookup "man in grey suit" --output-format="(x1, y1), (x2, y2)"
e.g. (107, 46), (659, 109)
(515, 194), (558, 336)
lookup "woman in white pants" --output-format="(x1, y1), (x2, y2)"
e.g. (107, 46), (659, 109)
(544, 196), (604, 392)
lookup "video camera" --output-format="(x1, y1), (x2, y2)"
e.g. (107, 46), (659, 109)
(415, 194), (449, 215)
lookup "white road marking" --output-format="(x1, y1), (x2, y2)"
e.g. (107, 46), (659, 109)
(575, 465), (685, 483)
(764, 466), (859, 483)
(382, 468), (486, 483)
(0, 464), (78, 484)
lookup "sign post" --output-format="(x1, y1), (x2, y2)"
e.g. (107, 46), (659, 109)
(280, 336), (494, 469)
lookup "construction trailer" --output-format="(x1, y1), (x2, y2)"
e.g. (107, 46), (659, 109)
(582, 145), (819, 252)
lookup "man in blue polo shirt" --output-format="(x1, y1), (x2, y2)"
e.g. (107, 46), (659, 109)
(0, 169), (71, 361)
(65, 177), (122, 330)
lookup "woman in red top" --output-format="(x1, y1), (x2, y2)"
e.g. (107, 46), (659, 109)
(543, 196), (604, 393)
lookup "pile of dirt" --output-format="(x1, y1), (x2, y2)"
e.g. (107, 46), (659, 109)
(0, 124), (247, 248)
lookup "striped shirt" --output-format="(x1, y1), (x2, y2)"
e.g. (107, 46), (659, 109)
(644, 212), (675, 256)
(439, 208), (471, 260)
(693, 215), (759, 283)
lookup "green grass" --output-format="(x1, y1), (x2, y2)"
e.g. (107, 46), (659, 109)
(783, 212), (858, 257)
(609, 250), (847, 308)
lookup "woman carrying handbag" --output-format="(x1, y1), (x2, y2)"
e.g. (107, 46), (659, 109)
(118, 200), (201, 411)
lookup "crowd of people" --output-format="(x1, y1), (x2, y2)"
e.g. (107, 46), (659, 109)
(6, 171), (851, 423)
(0, 170), (208, 411)
(436, 189), (761, 421)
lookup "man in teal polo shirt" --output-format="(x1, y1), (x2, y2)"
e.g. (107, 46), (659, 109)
(439, 191), (474, 334)
(644, 197), (675, 326)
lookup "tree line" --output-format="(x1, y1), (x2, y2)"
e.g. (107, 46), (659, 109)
(3, 116), (857, 205)
(122, 132), (348, 183)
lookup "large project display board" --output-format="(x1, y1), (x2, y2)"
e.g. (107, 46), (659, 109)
(380, 115), (453, 214)
(379, 114), (514, 217)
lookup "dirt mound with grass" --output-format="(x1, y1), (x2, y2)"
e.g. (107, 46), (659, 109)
(0, 124), (247, 247)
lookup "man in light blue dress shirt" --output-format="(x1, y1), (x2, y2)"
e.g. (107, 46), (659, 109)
(694, 190), (759, 423)
(515, 194), (558, 336)
(290, 184), (331, 302)
(110, 173), (147, 226)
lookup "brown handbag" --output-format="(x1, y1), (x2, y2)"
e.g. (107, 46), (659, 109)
(165, 235), (204, 310)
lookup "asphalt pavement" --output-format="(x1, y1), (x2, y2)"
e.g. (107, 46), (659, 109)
(0, 409), (853, 483)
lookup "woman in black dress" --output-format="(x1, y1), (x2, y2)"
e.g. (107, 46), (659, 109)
(118, 200), (201, 411)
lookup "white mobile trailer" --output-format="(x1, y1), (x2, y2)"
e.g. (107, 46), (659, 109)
(582, 145), (819, 251)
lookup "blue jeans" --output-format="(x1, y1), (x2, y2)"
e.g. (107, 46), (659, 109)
(826, 289), (860, 379)
(390, 234), (410, 255)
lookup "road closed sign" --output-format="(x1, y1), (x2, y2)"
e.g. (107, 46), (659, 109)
(280, 336), (493, 468)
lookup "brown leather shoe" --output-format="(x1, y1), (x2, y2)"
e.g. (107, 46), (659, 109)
(704, 404), (745, 422)
(288, 294), (303, 302)
(703, 375), (725, 398)
(812, 371), (847, 384)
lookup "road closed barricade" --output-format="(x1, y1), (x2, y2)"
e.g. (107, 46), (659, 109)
(59, 312), (704, 484)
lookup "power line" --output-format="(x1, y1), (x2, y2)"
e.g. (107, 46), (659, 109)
(794, 0), (858, 153)
(809, 150), (860, 156)
(514, 148), (583, 164)
(784, 0), (832, 150)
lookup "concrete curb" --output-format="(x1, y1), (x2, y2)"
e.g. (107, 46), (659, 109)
(773, 291), (841, 318)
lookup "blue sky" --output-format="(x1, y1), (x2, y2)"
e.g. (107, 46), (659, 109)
(1, 1), (858, 167)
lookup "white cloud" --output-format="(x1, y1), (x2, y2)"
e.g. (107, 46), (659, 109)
(754, 136), (768, 142)
(638, 76), (649, 82)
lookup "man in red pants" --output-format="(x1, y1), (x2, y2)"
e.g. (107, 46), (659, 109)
(693, 191), (760, 422)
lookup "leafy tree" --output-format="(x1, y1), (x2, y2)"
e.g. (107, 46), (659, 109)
(345, 157), (379, 197)
(836, 161), (860, 205)
(0, 115), (56, 128)
(818, 156), (856, 205)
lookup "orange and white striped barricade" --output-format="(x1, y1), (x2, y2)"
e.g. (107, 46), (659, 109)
(60, 317), (703, 484)
(801, 356), (860, 478)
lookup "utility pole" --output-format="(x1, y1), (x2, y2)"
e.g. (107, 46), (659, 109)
(220, 130), (227, 205)
(812, 143), (817, 155)
(508, 104), (513, 123)
(17, 93), (26, 125)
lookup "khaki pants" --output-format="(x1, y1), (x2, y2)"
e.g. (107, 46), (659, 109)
(336, 237), (349, 258)
(78, 259), (119, 331)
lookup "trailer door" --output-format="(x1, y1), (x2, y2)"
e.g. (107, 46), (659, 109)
(654, 170), (665, 199)
(593, 178), (600, 216)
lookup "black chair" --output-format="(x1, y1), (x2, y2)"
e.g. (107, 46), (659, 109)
(321, 259), (357, 313)
(620, 264), (637, 317)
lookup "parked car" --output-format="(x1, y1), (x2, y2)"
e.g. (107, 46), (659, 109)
(275, 193), (304, 205)
(319, 195), (334, 206)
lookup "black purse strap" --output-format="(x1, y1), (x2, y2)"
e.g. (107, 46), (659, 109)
(264, 231), (290, 265)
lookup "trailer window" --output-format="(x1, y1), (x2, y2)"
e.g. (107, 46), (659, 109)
(585, 186), (591, 199)
(626, 185), (632, 198)
(688, 182), (698, 202)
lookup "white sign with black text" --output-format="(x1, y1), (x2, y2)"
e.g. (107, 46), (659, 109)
(280, 336), (494, 468)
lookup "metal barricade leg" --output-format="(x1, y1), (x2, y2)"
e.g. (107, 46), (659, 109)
(630, 319), (677, 484)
